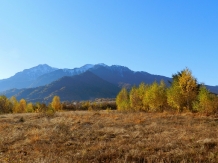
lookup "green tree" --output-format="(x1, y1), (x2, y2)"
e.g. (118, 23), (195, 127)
(116, 87), (130, 111)
(51, 96), (61, 111)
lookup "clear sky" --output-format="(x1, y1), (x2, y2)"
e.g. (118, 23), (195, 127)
(0, 0), (218, 85)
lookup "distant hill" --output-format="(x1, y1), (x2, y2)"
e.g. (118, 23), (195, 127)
(205, 85), (218, 95)
(89, 64), (172, 88)
(2, 71), (120, 103)
(0, 64), (58, 92)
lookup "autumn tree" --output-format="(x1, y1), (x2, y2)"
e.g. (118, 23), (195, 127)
(51, 96), (62, 111)
(138, 83), (148, 111)
(10, 96), (19, 113)
(193, 85), (218, 114)
(18, 99), (27, 113)
(116, 87), (130, 111)
(26, 102), (34, 113)
(129, 83), (149, 111)
(167, 79), (185, 112)
(0, 95), (12, 114)
(167, 68), (198, 112)
(143, 81), (167, 112)
(178, 68), (198, 110)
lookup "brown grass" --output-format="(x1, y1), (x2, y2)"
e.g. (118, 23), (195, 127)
(0, 111), (218, 162)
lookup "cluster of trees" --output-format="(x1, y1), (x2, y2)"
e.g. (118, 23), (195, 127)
(0, 95), (62, 114)
(62, 100), (116, 111)
(116, 68), (218, 115)
(0, 95), (116, 114)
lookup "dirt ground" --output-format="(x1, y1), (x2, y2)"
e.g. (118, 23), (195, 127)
(0, 111), (218, 163)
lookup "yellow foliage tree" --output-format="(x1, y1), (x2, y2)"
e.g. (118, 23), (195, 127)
(18, 99), (27, 113)
(116, 87), (130, 111)
(0, 95), (12, 114)
(51, 96), (62, 111)
(26, 102), (34, 113)
(167, 68), (198, 112)
(138, 83), (149, 111)
(167, 80), (185, 112)
(193, 85), (218, 114)
(143, 81), (167, 112)
(178, 68), (198, 110)
(129, 86), (141, 111)
(10, 96), (19, 113)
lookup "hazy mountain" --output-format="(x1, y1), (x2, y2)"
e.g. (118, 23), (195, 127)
(0, 63), (172, 92)
(0, 64), (96, 91)
(2, 71), (120, 103)
(89, 64), (172, 88)
(89, 65), (218, 94)
(29, 64), (95, 88)
(205, 85), (218, 95)
(0, 64), (58, 92)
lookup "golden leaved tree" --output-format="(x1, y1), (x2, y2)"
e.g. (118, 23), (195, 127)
(10, 96), (19, 113)
(18, 99), (27, 113)
(0, 95), (12, 114)
(51, 96), (62, 111)
(167, 68), (198, 112)
(178, 68), (198, 110)
(193, 85), (218, 114)
(116, 87), (130, 111)
(129, 83), (148, 111)
(143, 81), (167, 112)
(167, 80), (185, 112)
(26, 102), (34, 113)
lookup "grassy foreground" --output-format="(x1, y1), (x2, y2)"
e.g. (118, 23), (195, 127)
(0, 111), (218, 163)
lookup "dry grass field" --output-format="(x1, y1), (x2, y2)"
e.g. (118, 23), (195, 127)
(0, 111), (218, 163)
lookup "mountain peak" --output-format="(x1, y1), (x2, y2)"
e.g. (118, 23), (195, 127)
(35, 64), (57, 69)
(96, 63), (108, 67)
(15, 64), (58, 81)
(80, 64), (95, 70)
(25, 64), (58, 73)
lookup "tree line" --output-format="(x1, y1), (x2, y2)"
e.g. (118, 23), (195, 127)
(0, 95), (116, 114)
(0, 96), (62, 114)
(116, 68), (218, 115)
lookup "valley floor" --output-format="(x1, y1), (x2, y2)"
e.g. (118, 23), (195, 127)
(0, 111), (218, 162)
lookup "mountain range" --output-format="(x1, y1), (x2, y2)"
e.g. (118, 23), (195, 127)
(1, 64), (217, 103)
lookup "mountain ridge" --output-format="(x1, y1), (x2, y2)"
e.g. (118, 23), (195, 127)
(0, 64), (58, 91)
(1, 63), (218, 102)
(1, 71), (120, 103)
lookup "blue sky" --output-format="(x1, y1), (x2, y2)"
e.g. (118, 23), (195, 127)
(0, 0), (218, 85)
